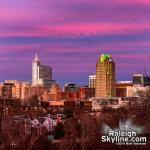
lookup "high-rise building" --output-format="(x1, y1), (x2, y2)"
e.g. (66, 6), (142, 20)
(32, 53), (40, 86)
(95, 54), (116, 98)
(32, 53), (53, 86)
(89, 75), (96, 88)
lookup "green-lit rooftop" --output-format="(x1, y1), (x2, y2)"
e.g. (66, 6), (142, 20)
(100, 54), (112, 62)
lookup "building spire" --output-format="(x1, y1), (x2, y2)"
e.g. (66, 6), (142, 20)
(34, 52), (40, 62)
(35, 52), (38, 57)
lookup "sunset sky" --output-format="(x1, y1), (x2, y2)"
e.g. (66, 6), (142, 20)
(0, 0), (150, 85)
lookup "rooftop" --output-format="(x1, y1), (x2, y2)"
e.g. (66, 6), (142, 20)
(100, 54), (112, 62)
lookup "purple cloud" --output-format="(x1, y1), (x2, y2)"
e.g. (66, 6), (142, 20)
(0, 0), (150, 85)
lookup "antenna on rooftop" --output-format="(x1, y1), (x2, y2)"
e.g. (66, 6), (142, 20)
(142, 61), (147, 76)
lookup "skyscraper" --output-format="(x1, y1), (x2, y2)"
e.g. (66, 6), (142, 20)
(32, 53), (40, 85)
(95, 54), (116, 98)
(32, 53), (52, 86)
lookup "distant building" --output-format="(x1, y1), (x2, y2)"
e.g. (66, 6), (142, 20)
(133, 73), (150, 87)
(89, 75), (96, 88)
(42, 83), (62, 101)
(12, 82), (22, 98)
(64, 83), (79, 92)
(0, 79), (63, 102)
(49, 84), (61, 101)
(59, 92), (67, 100)
(30, 86), (48, 100)
(21, 81), (31, 100)
(90, 97), (138, 111)
(95, 54), (116, 98)
(116, 81), (133, 97)
(1, 82), (14, 99)
(79, 86), (95, 100)
(4, 80), (31, 100)
(32, 53), (53, 86)
(132, 73), (150, 96)
(0, 83), (3, 97)
(63, 83), (80, 101)
(42, 91), (50, 102)
(67, 92), (80, 101)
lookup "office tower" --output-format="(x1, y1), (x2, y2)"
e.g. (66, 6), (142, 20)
(95, 54), (116, 98)
(89, 75), (96, 88)
(32, 53), (53, 86)
(32, 53), (40, 86)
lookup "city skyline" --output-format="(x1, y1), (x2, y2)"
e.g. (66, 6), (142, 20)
(0, 0), (150, 85)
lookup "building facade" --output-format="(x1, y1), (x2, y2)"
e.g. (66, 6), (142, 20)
(64, 83), (79, 93)
(133, 73), (150, 87)
(89, 75), (96, 88)
(116, 81), (133, 97)
(90, 97), (138, 111)
(95, 54), (116, 98)
(79, 86), (95, 100)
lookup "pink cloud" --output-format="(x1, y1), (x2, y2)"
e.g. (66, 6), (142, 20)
(1, 22), (150, 37)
